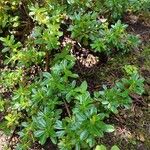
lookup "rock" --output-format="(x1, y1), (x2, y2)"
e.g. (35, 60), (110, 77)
(138, 133), (145, 142)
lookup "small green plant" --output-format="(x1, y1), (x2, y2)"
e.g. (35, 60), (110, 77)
(56, 82), (115, 149)
(97, 0), (149, 20)
(103, 0), (129, 20)
(69, 13), (140, 55)
(0, 0), (21, 34)
(94, 85), (132, 114)
(94, 67), (144, 114)
(91, 20), (140, 54)
(68, 12), (101, 45)
(118, 73), (145, 95)
(0, 35), (22, 65)
(1, 67), (23, 89)
(0, 35), (22, 53)
(124, 65), (138, 75)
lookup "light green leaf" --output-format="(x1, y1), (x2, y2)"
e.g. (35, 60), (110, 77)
(2, 47), (10, 53)
(75, 143), (80, 150)
(111, 145), (120, 150)
(39, 133), (47, 145)
(80, 81), (88, 92)
(105, 125), (115, 133)
(95, 145), (107, 150)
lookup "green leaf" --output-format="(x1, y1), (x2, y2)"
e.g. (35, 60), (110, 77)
(102, 101), (109, 105)
(111, 145), (120, 150)
(43, 72), (51, 78)
(39, 133), (47, 145)
(50, 137), (57, 144)
(75, 144), (80, 150)
(55, 120), (63, 129)
(95, 145), (107, 150)
(0, 121), (11, 135)
(56, 131), (65, 137)
(80, 130), (88, 140)
(111, 107), (118, 114)
(2, 47), (10, 53)
(94, 91), (100, 98)
(87, 137), (95, 147)
(34, 130), (44, 137)
(105, 125), (115, 133)
(37, 118), (46, 128)
(80, 81), (88, 92)
(76, 113), (86, 121)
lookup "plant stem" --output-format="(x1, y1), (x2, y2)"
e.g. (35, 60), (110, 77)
(64, 100), (71, 117)
(45, 51), (50, 72)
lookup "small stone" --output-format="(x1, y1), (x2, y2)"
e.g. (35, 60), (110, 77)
(76, 56), (80, 60)
(79, 59), (83, 63)
(82, 60), (85, 65)
(85, 63), (89, 67)
(138, 133), (145, 142)
(80, 54), (84, 57)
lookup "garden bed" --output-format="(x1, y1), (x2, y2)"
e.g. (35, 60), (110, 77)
(0, 1), (150, 150)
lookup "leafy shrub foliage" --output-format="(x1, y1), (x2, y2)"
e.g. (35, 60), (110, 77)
(90, 20), (140, 54)
(0, 0), (21, 32)
(0, 0), (147, 150)
(1, 58), (144, 150)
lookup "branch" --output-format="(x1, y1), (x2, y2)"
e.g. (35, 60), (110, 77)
(63, 100), (71, 117)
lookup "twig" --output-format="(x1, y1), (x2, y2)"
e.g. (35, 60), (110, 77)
(45, 52), (50, 72)
(63, 100), (71, 117)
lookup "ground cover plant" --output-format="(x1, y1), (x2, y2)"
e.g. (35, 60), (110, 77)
(0, 0), (150, 150)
